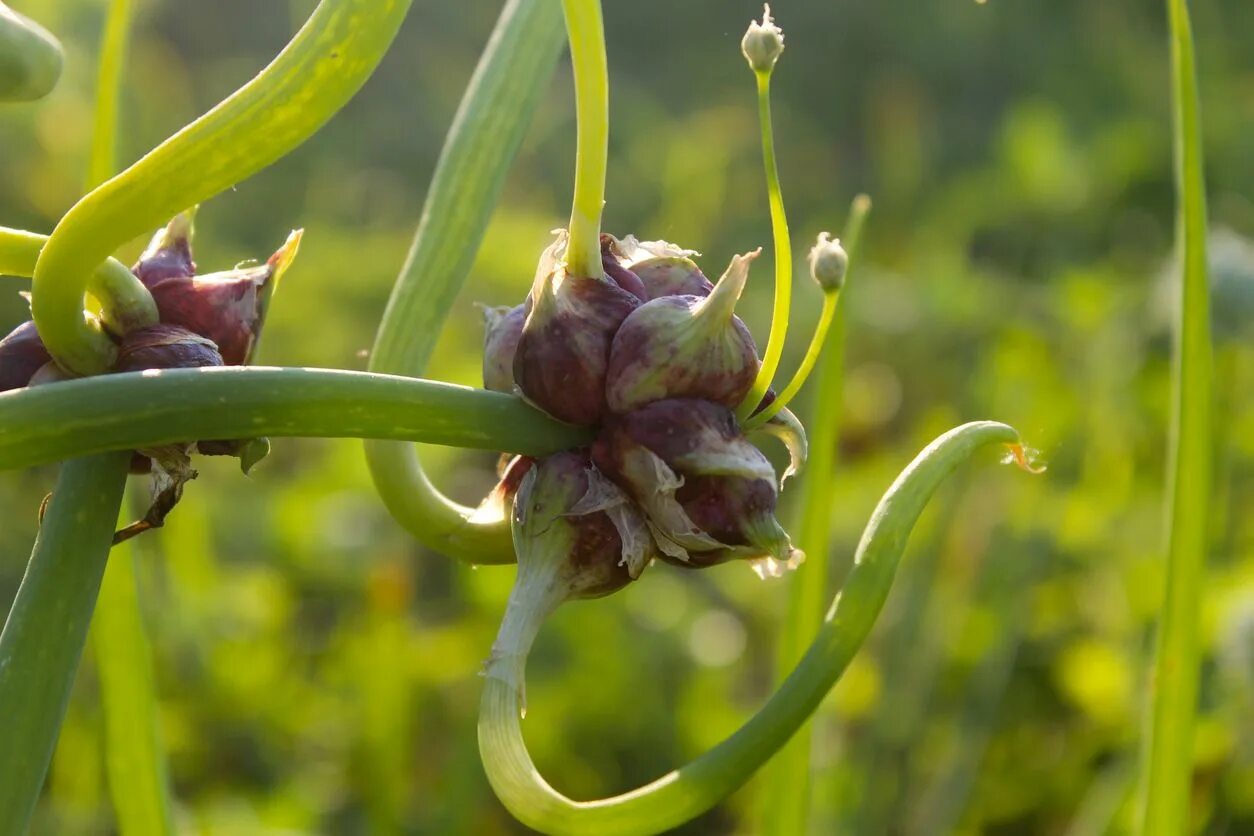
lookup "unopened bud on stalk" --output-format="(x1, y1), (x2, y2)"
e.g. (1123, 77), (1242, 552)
(605, 250), (762, 413)
(741, 4), (784, 74)
(593, 398), (800, 575)
(485, 451), (653, 703)
(0, 320), (51, 392)
(513, 232), (640, 425)
(480, 303), (527, 393)
(809, 232), (848, 292)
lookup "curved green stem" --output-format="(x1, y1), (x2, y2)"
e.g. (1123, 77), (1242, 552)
(736, 69), (792, 422)
(1138, 0), (1213, 830)
(1, 226), (156, 336)
(479, 421), (1025, 835)
(31, 0), (412, 375)
(0, 453), (130, 833)
(365, 0), (564, 566)
(0, 1), (63, 102)
(559, 0), (608, 278)
(0, 366), (586, 474)
(745, 197), (869, 432)
(757, 196), (869, 834)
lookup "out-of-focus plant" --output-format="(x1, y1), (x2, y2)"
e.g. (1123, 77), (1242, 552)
(12, 0), (1237, 833)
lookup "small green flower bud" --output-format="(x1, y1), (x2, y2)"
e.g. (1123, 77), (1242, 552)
(741, 4), (784, 74)
(808, 232), (848, 292)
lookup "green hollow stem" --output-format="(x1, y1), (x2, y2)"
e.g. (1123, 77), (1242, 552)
(30, 0), (413, 375)
(0, 366), (586, 474)
(0, 453), (131, 834)
(559, 0), (608, 278)
(1137, 0), (1213, 831)
(92, 515), (174, 836)
(0, 0), (63, 102)
(737, 69), (792, 422)
(757, 197), (869, 834)
(479, 421), (1025, 836)
(365, 0), (564, 567)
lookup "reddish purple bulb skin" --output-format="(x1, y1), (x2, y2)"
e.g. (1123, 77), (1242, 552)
(113, 324), (224, 373)
(0, 320), (53, 393)
(513, 279), (639, 426)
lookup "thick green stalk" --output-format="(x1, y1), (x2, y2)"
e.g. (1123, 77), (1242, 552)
(84, 4), (174, 832)
(737, 69), (792, 422)
(0, 366), (586, 474)
(479, 421), (1025, 835)
(559, 0), (608, 278)
(758, 197), (869, 835)
(31, 0), (413, 375)
(365, 0), (564, 566)
(0, 453), (131, 833)
(92, 524), (174, 836)
(1138, 0), (1213, 831)
(0, 0), (63, 102)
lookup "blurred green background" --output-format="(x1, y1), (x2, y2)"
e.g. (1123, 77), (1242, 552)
(3, 0), (1253, 833)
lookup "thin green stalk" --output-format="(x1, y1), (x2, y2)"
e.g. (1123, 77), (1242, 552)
(0, 452), (131, 833)
(31, 0), (413, 375)
(0, 366), (586, 474)
(559, 0), (608, 278)
(480, 421), (1026, 836)
(757, 197), (869, 834)
(746, 198), (869, 432)
(365, 0), (564, 566)
(83, 3), (174, 832)
(737, 69), (792, 422)
(92, 517), (174, 836)
(1138, 0), (1213, 831)
(0, 0), (63, 102)
(85, 0), (134, 189)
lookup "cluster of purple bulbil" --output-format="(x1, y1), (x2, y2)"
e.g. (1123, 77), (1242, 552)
(480, 231), (803, 601)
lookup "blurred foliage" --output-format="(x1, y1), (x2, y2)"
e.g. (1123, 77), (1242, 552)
(2, 0), (1253, 833)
